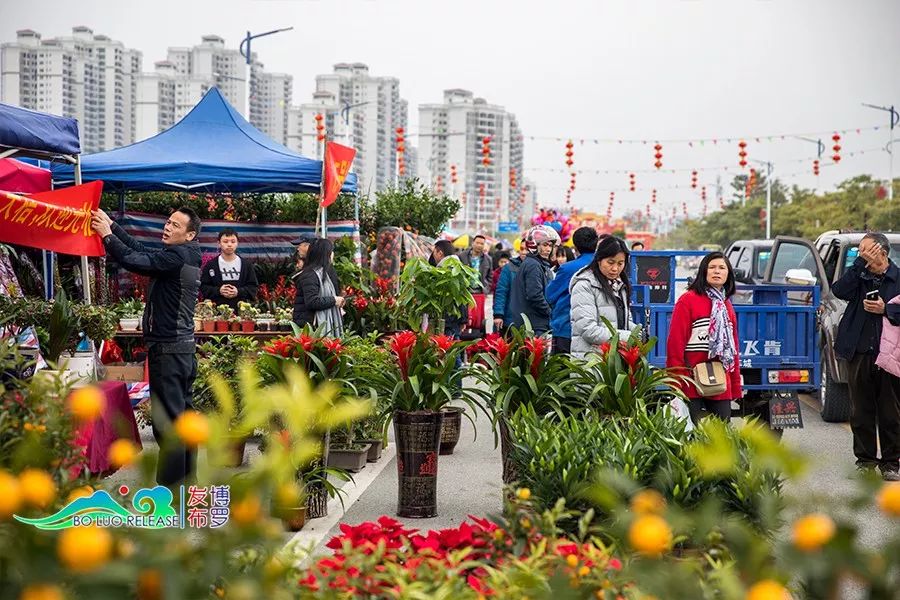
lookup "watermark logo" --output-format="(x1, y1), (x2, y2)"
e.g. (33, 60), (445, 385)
(15, 484), (230, 530)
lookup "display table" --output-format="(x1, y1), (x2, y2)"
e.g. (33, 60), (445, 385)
(114, 330), (285, 342)
(73, 380), (143, 476)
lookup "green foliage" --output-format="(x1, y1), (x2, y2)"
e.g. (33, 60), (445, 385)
(370, 179), (461, 238)
(193, 335), (259, 425)
(657, 174), (900, 250)
(44, 290), (78, 365)
(398, 257), (476, 331)
(507, 405), (784, 534)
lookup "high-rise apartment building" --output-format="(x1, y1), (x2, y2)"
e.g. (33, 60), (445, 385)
(287, 63), (409, 193)
(166, 35), (246, 115)
(1, 27), (142, 152)
(417, 89), (525, 232)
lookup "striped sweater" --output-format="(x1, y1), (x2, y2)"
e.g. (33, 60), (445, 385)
(665, 290), (742, 401)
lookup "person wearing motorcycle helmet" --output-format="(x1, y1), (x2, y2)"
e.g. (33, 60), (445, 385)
(506, 225), (560, 335)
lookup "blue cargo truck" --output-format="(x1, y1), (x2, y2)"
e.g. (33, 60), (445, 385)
(629, 250), (819, 432)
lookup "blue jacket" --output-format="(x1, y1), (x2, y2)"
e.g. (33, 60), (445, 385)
(508, 254), (554, 335)
(546, 253), (593, 338)
(493, 256), (523, 323)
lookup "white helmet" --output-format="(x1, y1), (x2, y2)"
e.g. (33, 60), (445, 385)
(523, 225), (561, 252)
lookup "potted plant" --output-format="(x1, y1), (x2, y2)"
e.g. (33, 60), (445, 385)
(255, 312), (274, 332)
(117, 298), (144, 331)
(215, 304), (234, 332)
(301, 460), (352, 520)
(370, 331), (484, 518)
(274, 307), (293, 332)
(467, 330), (588, 484)
(326, 424), (371, 473)
(397, 258), (477, 334)
(238, 302), (257, 333)
(37, 290), (80, 384)
(439, 406), (464, 455)
(196, 300), (217, 333)
(192, 335), (259, 467)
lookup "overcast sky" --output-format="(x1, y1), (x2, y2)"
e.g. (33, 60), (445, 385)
(3, 0), (899, 216)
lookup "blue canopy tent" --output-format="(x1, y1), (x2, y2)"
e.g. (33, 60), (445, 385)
(0, 102), (86, 301)
(50, 87), (357, 195)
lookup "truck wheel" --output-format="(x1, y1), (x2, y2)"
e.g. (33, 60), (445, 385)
(820, 357), (851, 423)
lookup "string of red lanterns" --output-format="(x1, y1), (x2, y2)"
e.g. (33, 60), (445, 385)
(832, 133), (842, 163)
(434, 174), (443, 195)
(690, 170), (698, 189)
(450, 164), (458, 185)
(653, 143), (663, 169)
(738, 140), (748, 168)
(745, 168), (758, 198)
(396, 127), (406, 176)
(812, 159), (820, 176)
(565, 140), (574, 168)
(629, 172), (636, 192)
(482, 136), (492, 166)
(651, 189), (657, 204)
(315, 113), (325, 142)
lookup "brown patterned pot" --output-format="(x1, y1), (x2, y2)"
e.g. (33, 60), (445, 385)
(393, 410), (443, 518)
(439, 407), (463, 455)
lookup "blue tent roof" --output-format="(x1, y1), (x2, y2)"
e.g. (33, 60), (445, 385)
(51, 87), (357, 194)
(0, 102), (81, 157)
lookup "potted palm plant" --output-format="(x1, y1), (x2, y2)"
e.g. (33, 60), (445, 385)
(370, 331), (484, 518)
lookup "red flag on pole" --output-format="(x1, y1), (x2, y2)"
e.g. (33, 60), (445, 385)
(321, 142), (357, 208)
(0, 181), (105, 256)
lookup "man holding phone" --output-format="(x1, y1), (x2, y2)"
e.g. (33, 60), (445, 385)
(832, 232), (900, 481)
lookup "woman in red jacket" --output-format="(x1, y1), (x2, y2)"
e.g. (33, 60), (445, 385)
(666, 252), (742, 424)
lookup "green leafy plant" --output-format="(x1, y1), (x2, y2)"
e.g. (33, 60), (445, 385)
(44, 290), (78, 366)
(115, 298), (144, 319)
(194, 299), (217, 320)
(238, 301), (259, 321)
(397, 257), (476, 332)
(192, 335), (259, 426)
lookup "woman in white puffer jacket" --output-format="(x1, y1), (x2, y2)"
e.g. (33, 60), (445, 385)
(569, 235), (637, 358)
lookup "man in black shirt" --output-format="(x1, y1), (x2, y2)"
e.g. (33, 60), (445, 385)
(832, 232), (900, 480)
(92, 207), (202, 486)
(200, 228), (258, 310)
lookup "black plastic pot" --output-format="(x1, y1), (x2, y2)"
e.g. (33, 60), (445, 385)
(393, 410), (443, 518)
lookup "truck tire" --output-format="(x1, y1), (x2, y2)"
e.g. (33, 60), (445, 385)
(820, 357), (851, 423)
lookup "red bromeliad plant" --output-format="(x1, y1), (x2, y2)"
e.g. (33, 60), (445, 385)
(258, 275), (296, 312)
(370, 331), (484, 416)
(342, 277), (400, 336)
(259, 326), (351, 387)
(582, 318), (687, 417)
(467, 330), (587, 427)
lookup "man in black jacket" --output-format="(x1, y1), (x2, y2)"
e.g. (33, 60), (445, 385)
(832, 232), (900, 481)
(459, 234), (493, 292)
(200, 228), (258, 310)
(92, 207), (202, 486)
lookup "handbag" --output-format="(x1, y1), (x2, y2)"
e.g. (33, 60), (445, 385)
(692, 360), (727, 397)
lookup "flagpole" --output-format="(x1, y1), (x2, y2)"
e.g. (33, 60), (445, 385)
(320, 136), (328, 238)
(75, 155), (91, 305)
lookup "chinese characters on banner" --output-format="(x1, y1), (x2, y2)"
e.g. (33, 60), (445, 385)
(0, 181), (105, 256)
(186, 485), (231, 528)
(321, 142), (357, 208)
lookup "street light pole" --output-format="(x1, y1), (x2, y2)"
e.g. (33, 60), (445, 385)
(862, 103), (899, 200)
(239, 27), (294, 121)
(750, 158), (775, 239)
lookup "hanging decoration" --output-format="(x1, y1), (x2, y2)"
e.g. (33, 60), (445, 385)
(645, 203), (651, 219)
(565, 140), (574, 168)
(450, 164), (458, 185)
(481, 136), (492, 166)
(812, 159), (820, 176)
(832, 133), (842, 163)
(569, 172), (576, 192)
(738, 140), (748, 168)
(396, 127), (406, 176)
(745, 168), (758, 198)
(651, 189), (657, 204)
(691, 170), (698, 189)
(629, 172), (636, 192)
(682, 201), (688, 219)
(701, 185), (707, 201)
(315, 113), (325, 142)
(434, 175), (444, 195)
(509, 167), (518, 190)
(653, 143), (663, 169)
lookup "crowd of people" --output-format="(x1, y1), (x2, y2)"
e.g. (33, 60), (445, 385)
(89, 204), (900, 486)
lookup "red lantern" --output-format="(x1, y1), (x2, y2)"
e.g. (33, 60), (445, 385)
(691, 170), (698, 189)
(813, 159), (820, 176)
(315, 113), (324, 122)
(738, 140), (748, 168)
(629, 172), (636, 192)
(481, 136), (492, 167)
(651, 189), (657, 204)
(653, 143), (663, 169)
(832, 133), (842, 163)
(701, 186), (707, 201)
(450, 164), (458, 184)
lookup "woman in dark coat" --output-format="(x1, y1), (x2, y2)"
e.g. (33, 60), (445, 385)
(291, 238), (344, 334)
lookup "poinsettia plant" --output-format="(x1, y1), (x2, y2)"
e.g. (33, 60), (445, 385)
(369, 331), (484, 416)
(467, 330), (588, 427)
(580, 318), (688, 417)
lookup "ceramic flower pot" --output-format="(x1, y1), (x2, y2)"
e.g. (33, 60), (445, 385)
(119, 317), (140, 331)
(439, 407), (463, 455)
(393, 410), (443, 518)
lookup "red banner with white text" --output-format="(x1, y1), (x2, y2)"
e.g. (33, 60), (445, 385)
(321, 142), (357, 208)
(0, 181), (105, 256)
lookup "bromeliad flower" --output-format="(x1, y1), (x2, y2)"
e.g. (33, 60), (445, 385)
(374, 277), (392, 295)
(353, 296), (369, 310)
(598, 341), (611, 356)
(522, 337), (546, 379)
(388, 331), (418, 380)
(619, 345), (642, 370)
(430, 335), (456, 353)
